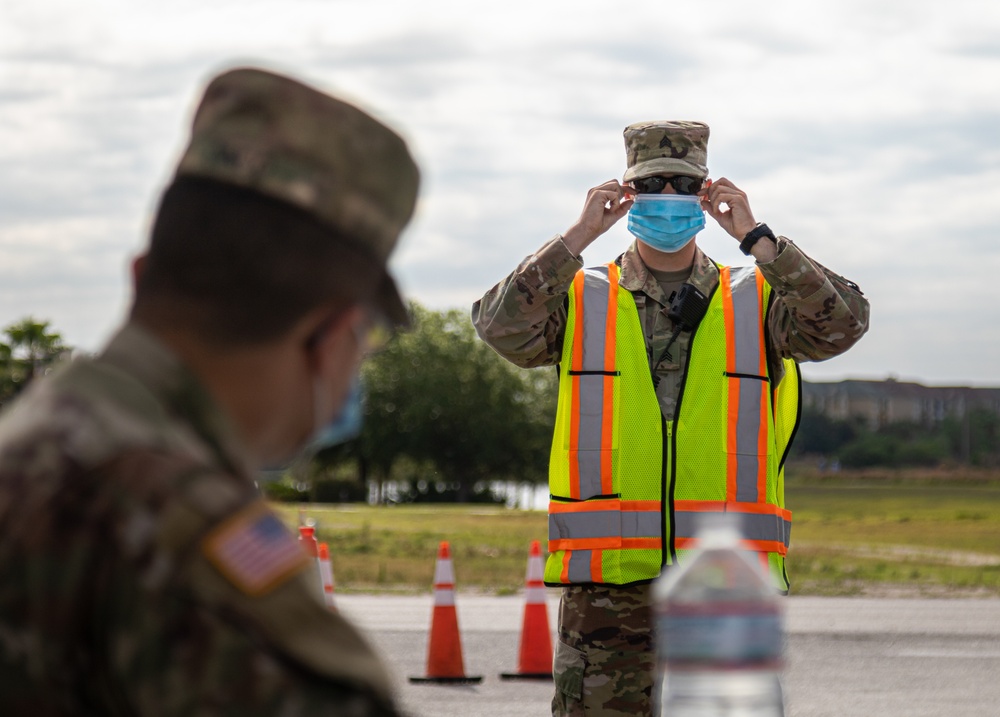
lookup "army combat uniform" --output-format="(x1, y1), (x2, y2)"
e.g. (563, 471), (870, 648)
(0, 325), (401, 716)
(472, 234), (869, 715)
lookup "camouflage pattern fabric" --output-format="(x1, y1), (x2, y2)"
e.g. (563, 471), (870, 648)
(471, 235), (870, 421)
(622, 121), (710, 182)
(174, 67), (419, 328)
(177, 67), (419, 267)
(0, 325), (402, 716)
(553, 584), (654, 717)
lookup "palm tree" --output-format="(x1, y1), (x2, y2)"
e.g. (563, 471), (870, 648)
(0, 317), (71, 402)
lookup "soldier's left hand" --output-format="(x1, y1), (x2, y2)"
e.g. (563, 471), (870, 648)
(700, 177), (757, 241)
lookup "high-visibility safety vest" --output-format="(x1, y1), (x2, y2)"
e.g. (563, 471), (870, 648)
(544, 261), (801, 591)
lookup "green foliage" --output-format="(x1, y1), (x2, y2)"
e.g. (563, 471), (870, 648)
(941, 408), (1000, 467)
(791, 407), (860, 455)
(313, 476), (368, 503)
(262, 480), (309, 503)
(837, 428), (949, 469)
(395, 480), (506, 504)
(793, 408), (993, 469)
(312, 303), (557, 502)
(0, 317), (70, 404)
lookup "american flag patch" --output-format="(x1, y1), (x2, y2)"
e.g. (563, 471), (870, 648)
(203, 502), (309, 596)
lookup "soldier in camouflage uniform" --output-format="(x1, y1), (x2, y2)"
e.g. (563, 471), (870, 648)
(472, 121), (869, 716)
(0, 67), (419, 715)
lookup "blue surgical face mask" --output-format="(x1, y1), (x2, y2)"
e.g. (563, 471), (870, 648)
(308, 375), (364, 452)
(627, 194), (706, 253)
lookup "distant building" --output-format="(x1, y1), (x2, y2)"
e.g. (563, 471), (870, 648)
(802, 379), (1000, 429)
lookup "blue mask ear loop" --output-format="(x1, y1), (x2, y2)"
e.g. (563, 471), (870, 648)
(308, 374), (365, 452)
(263, 312), (364, 474)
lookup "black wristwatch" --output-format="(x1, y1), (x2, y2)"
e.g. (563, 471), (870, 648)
(739, 223), (776, 256)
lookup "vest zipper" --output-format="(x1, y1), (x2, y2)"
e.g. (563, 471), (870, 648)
(662, 417), (675, 568)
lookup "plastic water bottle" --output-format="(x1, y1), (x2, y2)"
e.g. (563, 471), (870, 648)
(653, 513), (785, 716)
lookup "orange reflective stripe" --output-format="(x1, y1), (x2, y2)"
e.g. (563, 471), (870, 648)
(549, 500), (619, 514)
(549, 537), (621, 552)
(560, 550), (571, 583)
(571, 271), (586, 372)
(721, 266), (739, 502)
(568, 272), (586, 499)
(676, 537), (787, 556)
(620, 500), (660, 512)
(549, 537), (660, 553)
(756, 379), (769, 502)
(675, 500), (789, 517)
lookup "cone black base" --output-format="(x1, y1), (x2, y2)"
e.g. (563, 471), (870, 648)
(500, 672), (553, 681)
(409, 675), (484, 684)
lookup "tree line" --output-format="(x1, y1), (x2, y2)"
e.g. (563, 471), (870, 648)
(791, 406), (999, 469)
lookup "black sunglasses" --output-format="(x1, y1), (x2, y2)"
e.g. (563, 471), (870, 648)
(631, 175), (704, 196)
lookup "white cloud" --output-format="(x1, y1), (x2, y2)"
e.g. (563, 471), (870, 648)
(1, 0), (999, 386)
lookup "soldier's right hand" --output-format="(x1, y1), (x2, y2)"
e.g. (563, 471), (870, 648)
(561, 180), (634, 256)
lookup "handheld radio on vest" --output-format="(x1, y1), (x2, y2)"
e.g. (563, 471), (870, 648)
(654, 283), (710, 388)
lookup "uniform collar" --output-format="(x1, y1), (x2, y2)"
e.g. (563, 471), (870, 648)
(99, 323), (256, 481)
(617, 240), (721, 304)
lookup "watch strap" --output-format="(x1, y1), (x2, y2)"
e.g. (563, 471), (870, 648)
(739, 223), (775, 255)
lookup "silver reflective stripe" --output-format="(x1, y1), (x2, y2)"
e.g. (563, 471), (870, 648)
(729, 266), (762, 375)
(620, 509), (661, 539)
(550, 506), (659, 540)
(550, 509), (618, 541)
(580, 266), (612, 371)
(782, 516), (792, 548)
(576, 374), (606, 498)
(729, 266), (765, 503)
(675, 510), (784, 545)
(567, 550), (593, 582)
(574, 266), (613, 499)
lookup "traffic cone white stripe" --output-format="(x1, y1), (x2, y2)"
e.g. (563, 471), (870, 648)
(525, 585), (547, 604)
(318, 542), (336, 610)
(434, 588), (456, 606)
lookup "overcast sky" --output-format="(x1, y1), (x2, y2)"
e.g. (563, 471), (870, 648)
(1, 0), (998, 386)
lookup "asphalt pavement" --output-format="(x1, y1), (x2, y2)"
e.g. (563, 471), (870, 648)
(335, 593), (1000, 717)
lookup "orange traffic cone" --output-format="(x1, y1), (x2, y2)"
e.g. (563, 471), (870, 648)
(501, 540), (554, 680)
(298, 525), (319, 558)
(298, 525), (325, 603)
(317, 542), (336, 610)
(409, 541), (483, 684)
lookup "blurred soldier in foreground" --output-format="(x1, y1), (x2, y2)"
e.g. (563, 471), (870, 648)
(0, 66), (419, 715)
(472, 121), (869, 716)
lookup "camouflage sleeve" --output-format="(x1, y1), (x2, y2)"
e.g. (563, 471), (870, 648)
(470, 235), (584, 368)
(95, 450), (402, 717)
(757, 237), (871, 364)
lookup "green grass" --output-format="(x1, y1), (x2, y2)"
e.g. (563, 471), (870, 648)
(786, 481), (1000, 596)
(273, 504), (546, 594)
(273, 478), (1000, 596)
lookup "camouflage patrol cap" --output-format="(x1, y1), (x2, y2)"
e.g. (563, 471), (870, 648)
(622, 121), (710, 182)
(175, 67), (419, 327)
